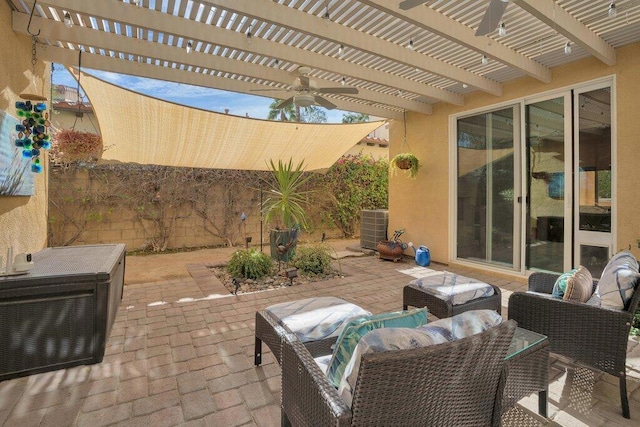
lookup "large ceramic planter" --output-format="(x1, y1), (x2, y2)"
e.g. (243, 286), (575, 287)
(269, 229), (297, 262)
(376, 240), (405, 262)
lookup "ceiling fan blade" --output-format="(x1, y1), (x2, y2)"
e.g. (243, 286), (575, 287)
(314, 96), (337, 110)
(475, 0), (508, 36)
(399, 0), (429, 10)
(317, 87), (359, 95)
(275, 97), (294, 110)
(250, 88), (288, 92)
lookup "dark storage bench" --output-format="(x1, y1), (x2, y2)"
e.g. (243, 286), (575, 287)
(0, 244), (125, 381)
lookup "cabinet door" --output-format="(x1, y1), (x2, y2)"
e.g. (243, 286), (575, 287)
(0, 292), (95, 379)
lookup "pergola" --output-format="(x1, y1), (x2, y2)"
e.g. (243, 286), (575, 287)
(8, 0), (639, 121)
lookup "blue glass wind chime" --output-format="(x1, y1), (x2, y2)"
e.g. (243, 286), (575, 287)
(15, 99), (50, 173)
(15, 0), (50, 173)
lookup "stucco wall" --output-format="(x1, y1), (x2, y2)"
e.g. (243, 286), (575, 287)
(51, 110), (100, 134)
(345, 140), (388, 160)
(0, 4), (50, 256)
(389, 42), (640, 266)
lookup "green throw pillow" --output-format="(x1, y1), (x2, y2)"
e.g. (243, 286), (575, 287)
(552, 269), (578, 299)
(325, 308), (428, 388)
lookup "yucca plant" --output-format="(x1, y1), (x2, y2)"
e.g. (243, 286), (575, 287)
(262, 158), (314, 262)
(262, 158), (314, 230)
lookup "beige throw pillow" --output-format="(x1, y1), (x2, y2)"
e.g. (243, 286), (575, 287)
(563, 265), (593, 303)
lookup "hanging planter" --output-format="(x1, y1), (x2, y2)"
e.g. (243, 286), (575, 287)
(395, 158), (412, 170)
(390, 153), (420, 178)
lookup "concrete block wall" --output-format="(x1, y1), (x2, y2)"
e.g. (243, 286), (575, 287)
(48, 167), (342, 252)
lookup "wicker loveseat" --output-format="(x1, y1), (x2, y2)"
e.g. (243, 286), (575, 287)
(508, 272), (640, 419)
(280, 319), (517, 426)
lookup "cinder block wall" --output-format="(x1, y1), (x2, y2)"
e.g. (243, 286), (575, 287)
(48, 167), (344, 251)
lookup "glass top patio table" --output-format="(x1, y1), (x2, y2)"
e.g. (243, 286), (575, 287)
(506, 327), (547, 359)
(502, 326), (549, 417)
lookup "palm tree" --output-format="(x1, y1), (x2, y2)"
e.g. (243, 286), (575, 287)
(342, 112), (369, 123)
(267, 99), (327, 123)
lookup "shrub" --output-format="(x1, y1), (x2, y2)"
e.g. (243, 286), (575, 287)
(315, 153), (388, 237)
(293, 244), (333, 276)
(631, 307), (640, 336)
(50, 129), (103, 166)
(227, 249), (274, 280)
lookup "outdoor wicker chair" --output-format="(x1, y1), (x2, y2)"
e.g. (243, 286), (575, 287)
(508, 272), (640, 419)
(254, 297), (370, 366)
(280, 319), (517, 427)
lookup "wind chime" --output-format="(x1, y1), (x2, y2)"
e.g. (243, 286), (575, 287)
(14, 0), (51, 173)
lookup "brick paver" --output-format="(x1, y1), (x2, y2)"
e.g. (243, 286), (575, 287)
(1, 243), (638, 426)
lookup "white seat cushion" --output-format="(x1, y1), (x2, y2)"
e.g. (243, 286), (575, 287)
(314, 354), (332, 374)
(408, 271), (495, 305)
(266, 297), (371, 343)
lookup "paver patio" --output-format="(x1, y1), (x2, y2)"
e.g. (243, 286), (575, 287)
(0, 240), (638, 426)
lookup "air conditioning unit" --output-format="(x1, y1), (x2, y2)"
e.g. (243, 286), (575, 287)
(360, 209), (388, 250)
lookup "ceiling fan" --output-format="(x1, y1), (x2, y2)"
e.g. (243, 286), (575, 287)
(251, 66), (358, 110)
(399, 0), (509, 37)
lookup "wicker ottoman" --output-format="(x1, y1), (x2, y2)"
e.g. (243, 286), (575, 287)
(402, 271), (502, 319)
(254, 296), (370, 366)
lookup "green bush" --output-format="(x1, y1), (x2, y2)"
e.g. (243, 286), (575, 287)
(631, 307), (640, 336)
(227, 249), (274, 280)
(293, 245), (333, 276)
(315, 153), (388, 237)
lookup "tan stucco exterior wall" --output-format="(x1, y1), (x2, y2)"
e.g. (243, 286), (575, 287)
(345, 141), (388, 160)
(389, 42), (640, 267)
(51, 110), (100, 134)
(0, 4), (50, 255)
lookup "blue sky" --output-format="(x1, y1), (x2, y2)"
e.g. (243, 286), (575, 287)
(51, 65), (349, 123)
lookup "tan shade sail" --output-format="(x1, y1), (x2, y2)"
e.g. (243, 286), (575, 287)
(76, 72), (385, 171)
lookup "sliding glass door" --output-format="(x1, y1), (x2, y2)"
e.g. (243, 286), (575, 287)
(456, 106), (519, 269)
(525, 95), (571, 273)
(454, 81), (614, 275)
